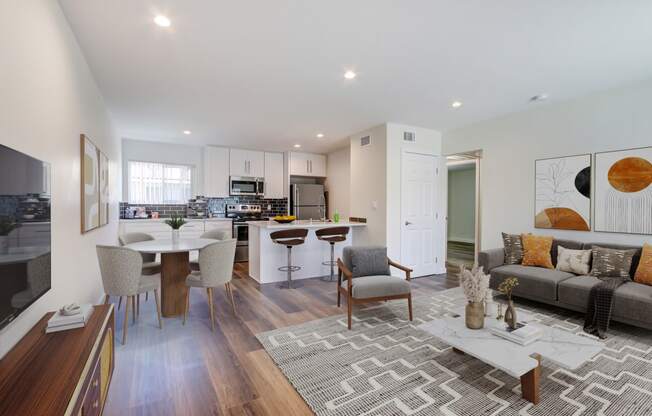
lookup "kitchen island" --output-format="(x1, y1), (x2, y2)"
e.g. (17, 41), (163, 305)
(248, 220), (366, 284)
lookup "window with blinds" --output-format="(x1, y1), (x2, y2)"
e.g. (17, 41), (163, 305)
(128, 161), (193, 204)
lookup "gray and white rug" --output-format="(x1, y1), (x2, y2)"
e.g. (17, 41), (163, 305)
(257, 287), (652, 416)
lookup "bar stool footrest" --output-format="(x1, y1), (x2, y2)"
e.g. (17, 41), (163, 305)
(278, 265), (301, 272)
(321, 260), (337, 266)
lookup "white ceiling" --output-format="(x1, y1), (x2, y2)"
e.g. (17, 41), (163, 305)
(58, 1), (652, 153)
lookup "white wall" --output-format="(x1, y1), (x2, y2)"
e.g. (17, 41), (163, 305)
(122, 138), (204, 201)
(447, 166), (476, 243)
(0, 0), (120, 357)
(349, 124), (387, 246)
(325, 146), (350, 220)
(443, 79), (652, 250)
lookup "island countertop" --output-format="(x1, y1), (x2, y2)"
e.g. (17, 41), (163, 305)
(248, 220), (365, 229)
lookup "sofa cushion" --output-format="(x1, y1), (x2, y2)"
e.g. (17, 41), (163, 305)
(521, 234), (554, 269)
(502, 232), (524, 265)
(558, 275), (601, 309)
(583, 242), (642, 276)
(613, 282), (652, 323)
(342, 275), (410, 299)
(590, 245), (637, 280)
(490, 265), (575, 301)
(556, 246), (592, 275)
(551, 239), (584, 267)
(634, 243), (652, 285)
(342, 246), (390, 277)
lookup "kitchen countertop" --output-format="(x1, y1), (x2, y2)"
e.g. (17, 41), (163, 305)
(248, 220), (366, 229)
(119, 217), (231, 222)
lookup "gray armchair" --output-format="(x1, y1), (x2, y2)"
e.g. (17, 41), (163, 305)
(189, 228), (232, 271)
(337, 246), (413, 329)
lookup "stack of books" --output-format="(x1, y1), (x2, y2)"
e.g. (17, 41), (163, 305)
(490, 322), (543, 346)
(46, 304), (94, 333)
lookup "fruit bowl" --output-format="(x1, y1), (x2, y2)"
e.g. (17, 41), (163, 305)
(273, 215), (296, 224)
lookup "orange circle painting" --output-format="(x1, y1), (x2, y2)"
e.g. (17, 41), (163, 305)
(607, 157), (652, 193)
(535, 207), (590, 231)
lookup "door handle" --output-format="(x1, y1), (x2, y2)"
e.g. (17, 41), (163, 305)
(306, 160), (310, 173)
(405, 221), (412, 226)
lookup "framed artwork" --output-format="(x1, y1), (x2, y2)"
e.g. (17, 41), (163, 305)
(99, 151), (110, 226)
(81, 135), (100, 233)
(535, 154), (591, 231)
(594, 146), (652, 234)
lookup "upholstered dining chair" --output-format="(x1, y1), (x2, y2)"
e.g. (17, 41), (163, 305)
(118, 232), (162, 309)
(337, 246), (413, 329)
(183, 239), (237, 331)
(189, 228), (232, 271)
(96, 245), (163, 344)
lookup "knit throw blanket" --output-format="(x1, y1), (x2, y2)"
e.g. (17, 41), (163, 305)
(584, 277), (624, 339)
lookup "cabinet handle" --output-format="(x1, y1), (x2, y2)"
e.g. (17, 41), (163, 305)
(306, 160), (309, 173)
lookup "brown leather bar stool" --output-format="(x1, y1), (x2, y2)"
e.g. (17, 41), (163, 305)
(316, 226), (350, 282)
(271, 228), (309, 289)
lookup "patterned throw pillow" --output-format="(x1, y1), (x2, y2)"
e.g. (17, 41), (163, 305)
(502, 232), (524, 265)
(634, 243), (652, 285)
(590, 246), (637, 280)
(521, 234), (554, 269)
(556, 246), (592, 275)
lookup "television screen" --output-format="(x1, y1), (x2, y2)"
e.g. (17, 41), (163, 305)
(0, 144), (51, 330)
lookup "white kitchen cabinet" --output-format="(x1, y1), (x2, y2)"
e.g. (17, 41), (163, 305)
(204, 146), (230, 197)
(264, 152), (285, 199)
(230, 149), (264, 177)
(288, 152), (326, 177)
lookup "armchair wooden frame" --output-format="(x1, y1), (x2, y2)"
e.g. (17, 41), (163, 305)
(337, 258), (413, 329)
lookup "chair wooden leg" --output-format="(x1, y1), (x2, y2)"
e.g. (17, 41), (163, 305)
(122, 296), (131, 345)
(337, 288), (341, 307)
(347, 295), (352, 330)
(104, 294), (110, 305)
(131, 296), (136, 324)
(226, 283), (237, 316)
(154, 290), (163, 329)
(408, 294), (413, 321)
(117, 296), (122, 310)
(207, 288), (216, 331)
(183, 288), (190, 325)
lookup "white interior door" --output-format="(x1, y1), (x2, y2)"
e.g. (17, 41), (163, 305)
(401, 151), (444, 277)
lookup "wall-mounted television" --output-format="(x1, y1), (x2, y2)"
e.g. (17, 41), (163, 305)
(0, 144), (51, 330)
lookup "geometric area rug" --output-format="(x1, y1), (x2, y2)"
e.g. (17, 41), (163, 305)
(257, 287), (652, 416)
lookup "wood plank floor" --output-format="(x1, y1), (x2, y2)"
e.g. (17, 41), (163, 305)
(104, 263), (457, 416)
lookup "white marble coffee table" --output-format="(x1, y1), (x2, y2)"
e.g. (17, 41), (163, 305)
(418, 309), (603, 404)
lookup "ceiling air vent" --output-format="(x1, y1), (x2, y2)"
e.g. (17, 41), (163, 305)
(403, 131), (416, 142)
(360, 136), (371, 146)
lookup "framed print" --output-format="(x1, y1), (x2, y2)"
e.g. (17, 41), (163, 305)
(81, 134), (100, 233)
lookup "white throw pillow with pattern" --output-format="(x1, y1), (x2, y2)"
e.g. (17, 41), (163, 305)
(556, 246), (592, 275)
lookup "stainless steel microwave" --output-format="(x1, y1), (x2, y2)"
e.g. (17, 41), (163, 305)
(229, 176), (264, 196)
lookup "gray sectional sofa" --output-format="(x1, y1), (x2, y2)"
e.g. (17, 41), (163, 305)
(479, 239), (651, 330)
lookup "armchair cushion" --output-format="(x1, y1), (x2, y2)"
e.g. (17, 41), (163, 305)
(342, 275), (410, 299)
(342, 246), (390, 277)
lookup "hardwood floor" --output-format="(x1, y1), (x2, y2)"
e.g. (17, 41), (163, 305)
(104, 263), (457, 416)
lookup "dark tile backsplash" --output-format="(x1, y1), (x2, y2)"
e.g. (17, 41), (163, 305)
(120, 196), (288, 219)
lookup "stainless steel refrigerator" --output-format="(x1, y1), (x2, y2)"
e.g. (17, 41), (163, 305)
(290, 184), (326, 220)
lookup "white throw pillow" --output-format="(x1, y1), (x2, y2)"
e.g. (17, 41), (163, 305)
(556, 246), (592, 275)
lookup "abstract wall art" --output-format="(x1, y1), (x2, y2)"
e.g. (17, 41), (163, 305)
(81, 135), (110, 233)
(535, 154), (591, 231)
(594, 147), (652, 235)
(99, 151), (110, 226)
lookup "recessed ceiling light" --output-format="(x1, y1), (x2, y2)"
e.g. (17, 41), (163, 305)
(343, 70), (357, 80)
(183, 130), (191, 135)
(154, 15), (171, 27)
(293, 144), (301, 148)
(451, 101), (463, 108)
(316, 133), (324, 138)
(530, 94), (548, 102)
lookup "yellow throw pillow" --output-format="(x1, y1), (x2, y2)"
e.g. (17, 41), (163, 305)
(634, 243), (652, 285)
(521, 234), (554, 269)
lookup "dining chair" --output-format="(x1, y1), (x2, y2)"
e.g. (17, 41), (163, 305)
(189, 228), (232, 271)
(183, 239), (237, 331)
(118, 232), (161, 310)
(96, 245), (163, 344)
(337, 246), (413, 329)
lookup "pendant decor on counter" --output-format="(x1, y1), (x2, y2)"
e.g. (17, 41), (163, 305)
(458, 265), (490, 330)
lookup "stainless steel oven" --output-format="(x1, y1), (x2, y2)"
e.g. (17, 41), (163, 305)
(229, 176), (264, 196)
(227, 204), (262, 262)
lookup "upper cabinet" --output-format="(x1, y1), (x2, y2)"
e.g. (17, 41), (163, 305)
(204, 146), (230, 197)
(230, 149), (264, 177)
(288, 152), (326, 177)
(264, 152), (285, 199)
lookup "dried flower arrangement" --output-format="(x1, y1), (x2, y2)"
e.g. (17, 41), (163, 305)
(498, 277), (519, 301)
(459, 265), (490, 303)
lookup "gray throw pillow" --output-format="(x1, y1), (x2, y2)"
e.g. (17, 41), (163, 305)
(502, 232), (524, 265)
(590, 245), (637, 280)
(348, 246), (390, 277)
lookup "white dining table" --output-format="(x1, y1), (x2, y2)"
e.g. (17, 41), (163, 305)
(125, 238), (216, 317)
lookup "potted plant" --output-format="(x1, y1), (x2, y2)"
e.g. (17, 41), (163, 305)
(498, 277), (519, 329)
(165, 215), (186, 243)
(0, 216), (20, 254)
(459, 265), (490, 329)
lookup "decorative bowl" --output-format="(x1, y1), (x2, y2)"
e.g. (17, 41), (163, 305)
(273, 216), (296, 224)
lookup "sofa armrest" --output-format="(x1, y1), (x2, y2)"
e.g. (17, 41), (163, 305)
(478, 248), (505, 272)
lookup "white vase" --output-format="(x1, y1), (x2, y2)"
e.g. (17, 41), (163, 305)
(0, 236), (8, 254)
(484, 292), (495, 317)
(171, 229), (180, 244)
